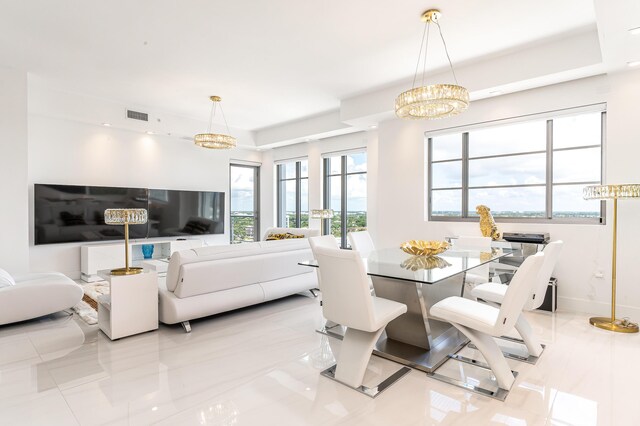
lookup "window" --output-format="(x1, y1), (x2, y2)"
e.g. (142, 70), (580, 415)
(230, 164), (260, 243)
(277, 159), (308, 228)
(427, 109), (604, 223)
(323, 152), (367, 247)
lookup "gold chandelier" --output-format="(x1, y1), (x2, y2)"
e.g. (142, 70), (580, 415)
(395, 9), (469, 120)
(194, 96), (236, 149)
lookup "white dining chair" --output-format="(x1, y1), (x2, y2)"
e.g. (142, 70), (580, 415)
(451, 236), (493, 294)
(471, 240), (563, 363)
(311, 245), (410, 397)
(430, 252), (545, 399)
(347, 231), (375, 294)
(347, 231), (375, 259)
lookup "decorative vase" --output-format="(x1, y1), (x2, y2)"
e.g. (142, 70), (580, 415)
(141, 244), (154, 259)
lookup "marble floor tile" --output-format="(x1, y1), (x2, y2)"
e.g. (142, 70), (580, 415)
(1, 293), (639, 425)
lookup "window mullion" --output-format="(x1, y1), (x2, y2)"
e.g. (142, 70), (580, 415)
(546, 119), (553, 219)
(341, 155), (348, 248)
(462, 132), (469, 218)
(427, 138), (433, 221)
(295, 161), (302, 227)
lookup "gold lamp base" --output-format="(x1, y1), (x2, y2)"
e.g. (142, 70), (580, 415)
(589, 316), (639, 333)
(110, 267), (144, 276)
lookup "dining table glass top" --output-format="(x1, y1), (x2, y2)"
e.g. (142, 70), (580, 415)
(300, 247), (513, 284)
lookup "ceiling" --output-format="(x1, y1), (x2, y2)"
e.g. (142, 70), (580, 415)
(0, 0), (605, 131)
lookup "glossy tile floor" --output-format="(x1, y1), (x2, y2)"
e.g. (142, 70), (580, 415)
(1, 294), (639, 426)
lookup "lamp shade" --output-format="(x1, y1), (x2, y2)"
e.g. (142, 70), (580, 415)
(310, 209), (334, 219)
(583, 184), (640, 200)
(104, 208), (148, 225)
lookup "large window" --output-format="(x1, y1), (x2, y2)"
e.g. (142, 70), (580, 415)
(277, 159), (308, 228)
(323, 151), (367, 247)
(230, 164), (260, 243)
(428, 109), (604, 223)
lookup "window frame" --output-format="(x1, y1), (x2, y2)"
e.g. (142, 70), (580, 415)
(229, 163), (260, 243)
(276, 159), (308, 228)
(323, 151), (367, 248)
(427, 110), (606, 224)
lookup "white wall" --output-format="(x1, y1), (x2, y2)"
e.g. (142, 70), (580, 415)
(375, 72), (640, 317)
(28, 115), (261, 278)
(0, 67), (29, 274)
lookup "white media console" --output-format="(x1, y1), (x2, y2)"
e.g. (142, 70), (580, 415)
(80, 238), (202, 282)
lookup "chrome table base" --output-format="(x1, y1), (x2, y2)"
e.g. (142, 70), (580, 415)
(467, 337), (545, 365)
(320, 364), (411, 398)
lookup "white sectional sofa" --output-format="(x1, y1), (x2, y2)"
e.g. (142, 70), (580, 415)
(0, 271), (83, 326)
(158, 228), (319, 331)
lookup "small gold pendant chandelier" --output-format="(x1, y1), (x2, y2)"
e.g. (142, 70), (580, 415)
(395, 9), (469, 120)
(194, 95), (237, 149)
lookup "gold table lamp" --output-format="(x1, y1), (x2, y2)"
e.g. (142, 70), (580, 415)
(104, 208), (148, 276)
(310, 209), (334, 236)
(583, 184), (640, 333)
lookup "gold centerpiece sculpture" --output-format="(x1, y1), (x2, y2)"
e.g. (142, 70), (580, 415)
(104, 208), (148, 275)
(401, 255), (451, 271)
(476, 204), (501, 241)
(400, 240), (450, 257)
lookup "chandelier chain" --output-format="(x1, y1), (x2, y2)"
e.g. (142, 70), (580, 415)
(411, 20), (429, 89)
(207, 101), (215, 133)
(421, 23), (431, 88)
(219, 103), (232, 136)
(435, 21), (459, 85)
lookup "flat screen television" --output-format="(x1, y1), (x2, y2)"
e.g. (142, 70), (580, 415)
(147, 189), (225, 238)
(34, 184), (148, 245)
(34, 184), (225, 245)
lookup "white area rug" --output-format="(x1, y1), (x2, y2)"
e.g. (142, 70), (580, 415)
(71, 281), (110, 325)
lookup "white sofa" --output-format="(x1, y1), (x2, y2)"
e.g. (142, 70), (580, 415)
(0, 270), (84, 326)
(158, 228), (320, 331)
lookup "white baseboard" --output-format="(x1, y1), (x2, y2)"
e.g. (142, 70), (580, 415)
(558, 296), (640, 319)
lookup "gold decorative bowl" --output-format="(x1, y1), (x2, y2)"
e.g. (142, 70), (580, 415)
(400, 240), (450, 257)
(401, 255), (451, 271)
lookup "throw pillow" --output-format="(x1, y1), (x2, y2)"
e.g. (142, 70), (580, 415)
(265, 232), (304, 241)
(0, 268), (15, 288)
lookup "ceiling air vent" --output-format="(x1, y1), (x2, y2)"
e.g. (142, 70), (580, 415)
(126, 109), (149, 122)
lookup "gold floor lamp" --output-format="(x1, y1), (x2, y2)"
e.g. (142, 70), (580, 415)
(583, 184), (640, 333)
(104, 208), (148, 276)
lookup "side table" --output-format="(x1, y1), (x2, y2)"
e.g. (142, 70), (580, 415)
(97, 270), (158, 340)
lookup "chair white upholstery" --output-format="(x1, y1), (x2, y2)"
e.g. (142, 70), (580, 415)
(311, 245), (407, 390)
(347, 231), (375, 259)
(0, 271), (83, 326)
(471, 240), (563, 357)
(430, 252), (545, 390)
(451, 236), (492, 288)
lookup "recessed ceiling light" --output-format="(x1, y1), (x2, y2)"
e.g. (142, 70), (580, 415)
(489, 90), (502, 96)
(102, 122), (111, 127)
(369, 125), (378, 129)
(146, 131), (154, 135)
(303, 138), (311, 142)
(629, 27), (640, 35)
(627, 61), (640, 67)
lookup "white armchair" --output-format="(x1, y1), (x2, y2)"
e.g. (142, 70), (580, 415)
(0, 269), (83, 326)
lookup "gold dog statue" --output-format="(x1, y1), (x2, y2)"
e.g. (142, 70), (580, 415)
(476, 205), (501, 241)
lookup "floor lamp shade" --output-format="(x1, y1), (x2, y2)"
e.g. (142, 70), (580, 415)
(583, 184), (640, 333)
(310, 209), (334, 236)
(104, 208), (148, 276)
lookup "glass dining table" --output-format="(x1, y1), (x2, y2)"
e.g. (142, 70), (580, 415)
(300, 246), (513, 373)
